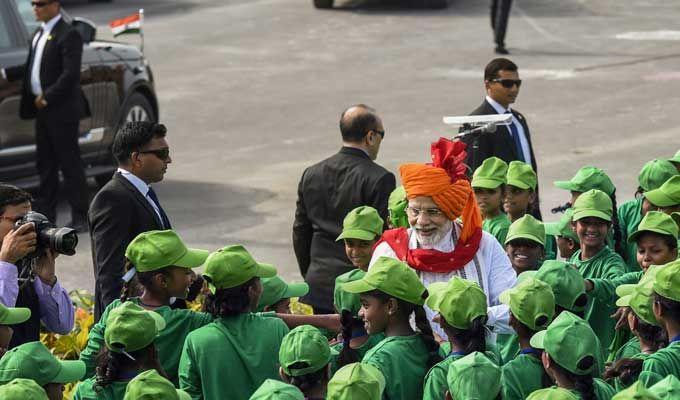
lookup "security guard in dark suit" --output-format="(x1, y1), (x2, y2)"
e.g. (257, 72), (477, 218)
(491, 0), (513, 54)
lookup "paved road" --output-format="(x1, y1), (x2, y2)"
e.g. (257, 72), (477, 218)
(54, 0), (680, 294)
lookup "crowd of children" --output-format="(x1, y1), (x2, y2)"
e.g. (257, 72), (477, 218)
(0, 150), (679, 399)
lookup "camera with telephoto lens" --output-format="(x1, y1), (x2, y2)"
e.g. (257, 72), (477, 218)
(14, 211), (78, 259)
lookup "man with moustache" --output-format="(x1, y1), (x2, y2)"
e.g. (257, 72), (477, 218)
(370, 138), (516, 339)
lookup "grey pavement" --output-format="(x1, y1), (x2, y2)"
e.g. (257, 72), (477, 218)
(56, 0), (680, 293)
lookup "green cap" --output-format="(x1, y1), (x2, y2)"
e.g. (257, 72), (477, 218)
(649, 374), (680, 399)
(425, 277), (487, 329)
(530, 311), (598, 375)
(506, 161), (537, 190)
(554, 166), (616, 196)
(653, 259), (680, 302)
(639, 159), (678, 193)
(544, 208), (579, 243)
(388, 186), (409, 229)
(669, 150), (680, 165)
(104, 301), (167, 352)
(526, 387), (580, 400)
(534, 260), (587, 312)
(123, 369), (191, 400)
(334, 269), (365, 315)
(612, 381), (660, 400)
(616, 279), (659, 326)
(505, 214), (546, 246)
(0, 303), (31, 325)
(645, 175), (680, 207)
(336, 206), (384, 241)
(327, 362), (385, 400)
(446, 352), (501, 400)
(472, 157), (508, 189)
(628, 211), (679, 243)
(125, 230), (209, 273)
(0, 378), (48, 400)
(572, 189), (613, 222)
(500, 277), (555, 331)
(279, 325), (338, 376)
(0, 341), (85, 385)
(202, 245), (276, 292)
(343, 257), (427, 306)
(250, 379), (305, 400)
(257, 276), (309, 312)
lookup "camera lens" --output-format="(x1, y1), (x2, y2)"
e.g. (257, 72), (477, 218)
(44, 227), (78, 256)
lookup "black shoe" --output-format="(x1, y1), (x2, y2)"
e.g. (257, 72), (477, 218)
(495, 45), (509, 55)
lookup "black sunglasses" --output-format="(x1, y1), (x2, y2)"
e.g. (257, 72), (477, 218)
(491, 79), (522, 89)
(31, 1), (54, 7)
(138, 148), (170, 161)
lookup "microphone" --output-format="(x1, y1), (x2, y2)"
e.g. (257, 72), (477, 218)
(454, 123), (497, 139)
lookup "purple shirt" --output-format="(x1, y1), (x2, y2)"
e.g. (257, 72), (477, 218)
(0, 261), (75, 334)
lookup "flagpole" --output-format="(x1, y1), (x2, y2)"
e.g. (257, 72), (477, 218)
(139, 8), (145, 55)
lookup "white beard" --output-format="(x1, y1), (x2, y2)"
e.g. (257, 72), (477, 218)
(413, 220), (453, 249)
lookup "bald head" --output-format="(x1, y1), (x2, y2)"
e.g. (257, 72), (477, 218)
(339, 104), (382, 143)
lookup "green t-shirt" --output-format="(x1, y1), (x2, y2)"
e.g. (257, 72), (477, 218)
(612, 336), (641, 362)
(570, 247), (626, 354)
(501, 351), (545, 400)
(329, 333), (385, 375)
(483, 214), (511, 246)
(178, 313), (289, 400)
(544, 234), (557, 261)
(72, 377), (129, 400)
(79, 298), (213, 386)
(362, 335), (433, 400)
(618, 198), (644, 273)
(639, 341), (680, 386)
(496, 334), (520, 365)
(568, 378), (615, 400)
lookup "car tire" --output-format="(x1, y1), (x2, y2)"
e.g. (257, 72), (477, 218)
(313, 0), (334, 9)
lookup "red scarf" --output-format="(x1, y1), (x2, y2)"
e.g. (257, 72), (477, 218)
(375, 227), (482, 273)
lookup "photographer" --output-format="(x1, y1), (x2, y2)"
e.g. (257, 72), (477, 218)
(0, 184), (74, 347)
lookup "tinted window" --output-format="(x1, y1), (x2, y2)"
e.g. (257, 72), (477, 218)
(0, 12), (12, 50)
(13, 0), (40, 33)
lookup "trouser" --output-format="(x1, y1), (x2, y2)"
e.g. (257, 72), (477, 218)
(490, 0), (513, 46)
(35, 111), (89, 222)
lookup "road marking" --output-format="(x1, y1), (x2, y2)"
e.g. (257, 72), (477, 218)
(616, 31), (680, 41)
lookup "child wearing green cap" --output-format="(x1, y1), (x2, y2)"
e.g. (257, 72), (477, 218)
(505, 214), (546, 275)
(618, 160), (678, 272)
(472, 157), (512, 245)
(342, 256), (441, 400)
(527, 386), (580, 400)
(178, 245), (289, 399)
(0, 341), (86, 400)
(531, 312), (616, 400)
(123, 369), (190, 400)
(422, 277), (497, 400)
(638, 259), (680, 386)
(445, 352), (501, 400)
(388, 186), (409, 229)
(500, 277), (556, 400)
(645, 176), (680, 215)
(0, 303), (31, 356)
(545, 209), (580, 260)
(326, 362), (385, 400)
(73, 301), (168, 400)
(278, 325), (337, 399)
(533, 261), (589, 318)
(0, 378), (49, 400)
(80, 230), (213, 386)
(256, 276), (309, 314)
(504, 161), (538, 222)
(611, 381), (660, 400)
(250, 379), (304, 400)
(649, 374), (680, 399)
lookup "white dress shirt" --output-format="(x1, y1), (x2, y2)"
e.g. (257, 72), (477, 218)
(370, 223), (517, 339)
(117, 168), (165, 226)
(29, 14), (62, 96)
(486, 95), (532, 165)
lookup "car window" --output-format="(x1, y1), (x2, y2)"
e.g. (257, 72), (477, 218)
(12, 0), (40, 33)
(0, 13), (13, 49)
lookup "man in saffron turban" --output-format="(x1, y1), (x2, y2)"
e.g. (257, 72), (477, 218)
(369, 138), (516, 338)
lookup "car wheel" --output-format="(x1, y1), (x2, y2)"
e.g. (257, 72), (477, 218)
(313, 0), (334, 8)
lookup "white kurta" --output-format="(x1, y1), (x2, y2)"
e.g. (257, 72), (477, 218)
(370, 223), (517, 338)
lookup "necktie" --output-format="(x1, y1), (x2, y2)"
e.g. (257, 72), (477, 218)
(147, 187), (171, 229)
(505, 111), (525, 163)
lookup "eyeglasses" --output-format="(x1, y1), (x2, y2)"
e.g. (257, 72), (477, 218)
(138, 148), (170, 161)
(406, 207), (444, 218)
(491, 79), (522, 89)
(31, 1), (53, 7)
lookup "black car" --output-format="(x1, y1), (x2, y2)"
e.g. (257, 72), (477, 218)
(0, 0), (158, 188)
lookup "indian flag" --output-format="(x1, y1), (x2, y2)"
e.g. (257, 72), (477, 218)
(109, 12), (142, 37)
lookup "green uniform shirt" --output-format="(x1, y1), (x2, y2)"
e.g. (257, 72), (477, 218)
(612, 336), (641, 362)
(568, 378), (615, 400)
(496, 334), (520, 365)
(79, 298), (213, 386)
(544, 234), (557, 261)
(483, 214), (511, 246)
(329, 333), (385, 375)
(570, 247), (626, 353)
(362, 335), (433, 400)
(178, 313), (289, 400)
(424, 346), (499, 400)
(614, 352), (649, 391)
(618, 198), (644, 273)
(72, 377), (128, 400)
(640, 341), (680, 386)
(501, 351), (545, 400)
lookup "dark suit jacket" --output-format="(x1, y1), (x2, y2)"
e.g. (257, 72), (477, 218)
(4, 16), (86, 122)
(293, 147), (396, 311)
(88, 172), (163, 320)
